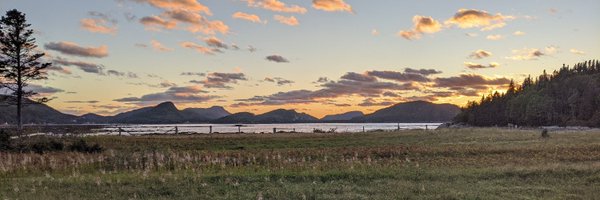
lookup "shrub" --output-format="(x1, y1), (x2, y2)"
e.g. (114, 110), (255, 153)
(69, 139), (103, 153)
(541, 129), (550, 138)
(30, 139), (66, 154)
(0, 130), (11, 151)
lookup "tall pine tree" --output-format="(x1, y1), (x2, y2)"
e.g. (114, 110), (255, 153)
(0, 9), (51, 131)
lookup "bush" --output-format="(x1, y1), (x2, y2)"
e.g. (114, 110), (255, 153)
(30, 139), (65, 154)
(0, 130), (11, 151)
(69, 139), (103, 153)
(541, 129), (550, 138)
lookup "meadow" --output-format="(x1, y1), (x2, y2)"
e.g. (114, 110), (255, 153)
(1, 128), (599, 199)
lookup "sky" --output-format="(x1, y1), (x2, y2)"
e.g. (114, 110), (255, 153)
(0, 0), (599, 118)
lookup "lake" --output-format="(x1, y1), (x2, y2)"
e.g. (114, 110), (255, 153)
(98, 123), (443, 135)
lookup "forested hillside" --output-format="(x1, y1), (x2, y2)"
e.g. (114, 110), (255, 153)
(454, 60), (600, 127)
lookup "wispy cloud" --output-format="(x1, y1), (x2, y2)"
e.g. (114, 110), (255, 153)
(570, 48), (585, 55)
(132, 0), (212, 15)
(134, 0), (228, 35)
(114, 85), (218, 103)
(243, 0), (307, 14)
(469, 49), (493, 59)
(45, 41), (109, 58)
(506, 46), (557, 60)
(190, 72), (248, 89)
(266, 55), (290, 63)
(445, 9), (514, 31)
(312, 0), (353, 13)
(150, 40), (174, 52)
(486, 34), (503, 40)
(232, 12), (266, 24)
(367, 70), (431, 82)
(180, 41), (220, 55)
(398, 15), (442, 40)
(513, 31), (526, 36)
(464, 62), (500, 69)
(274, 15), (299, 26)
(139, 15), (177, 30)
(434, 74), (510, 88)
(80, 18), (117, 35)
(264, 77), (294, 86)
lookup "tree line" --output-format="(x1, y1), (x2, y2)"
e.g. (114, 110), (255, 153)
(454, 60), (600, 127)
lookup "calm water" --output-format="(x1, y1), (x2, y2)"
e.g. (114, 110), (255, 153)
(98, 123), (443, 135)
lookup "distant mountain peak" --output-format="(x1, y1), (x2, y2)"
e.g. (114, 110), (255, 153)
(156, 101), (177, 109)
(322, 111), (364, 121)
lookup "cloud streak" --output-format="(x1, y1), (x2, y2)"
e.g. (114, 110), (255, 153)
(468, 50), (492, 59)
(114, 85), (218, 103)
(190, 72), (248, 89)
(232, 12), (266, 24)
(80, 18), (117, 35)
(45, 41), (109, 58)
(266, 55), (290, 63)
(312, 0), (353, 13)
(274, 15), (299, 26)
(464, 62), (500, 69)
(244, 0), (307, 14)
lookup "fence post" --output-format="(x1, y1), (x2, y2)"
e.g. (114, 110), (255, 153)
(397, 123), (400, 131)
(175, 126), (179, 134)
(363, 126), (365, 132)
(118, 127), (122, 136)
(425, 125), (428, 130)
(209, 126), (212, 134)
(273, 128), (276, 133)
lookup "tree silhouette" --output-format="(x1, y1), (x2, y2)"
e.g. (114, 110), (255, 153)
(0, 9), (51, 131)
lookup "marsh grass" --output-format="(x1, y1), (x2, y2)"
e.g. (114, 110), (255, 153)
(1, 128), (599, 199)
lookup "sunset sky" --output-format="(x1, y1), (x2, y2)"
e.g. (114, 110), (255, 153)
(1, 0), (599, 117)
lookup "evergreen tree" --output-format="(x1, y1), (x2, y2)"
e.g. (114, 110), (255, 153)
(0, 9), (51, 131)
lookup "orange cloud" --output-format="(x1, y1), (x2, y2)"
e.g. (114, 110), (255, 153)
(180, 41), (218, 55)
(312, 0), (353, 13)
(244, 0), (307, 14)
(150, 40), (173, 52)
(232, 12), (266, 23)
(486, 34), (503, 40)
(398, 15), (441, 40)
(505, 47), (557, 60)
(45, 41), (109, 58)
(80, 18), (117, 35)
(464, 62), (500, 69)
(445, 9), (514, 31)
(135, 0), (212, 15)
(398, 30), (420, 40)
(139, 15), (177, 30)
(274, 15), (299, 26)
(187, 19), (229, 35)
(135, 0), (228, 35)
(161, 9), (229, 34)
(469, 49), (493, 59)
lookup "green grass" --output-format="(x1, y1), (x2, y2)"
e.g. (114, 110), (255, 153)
(1, 128), (599, 199)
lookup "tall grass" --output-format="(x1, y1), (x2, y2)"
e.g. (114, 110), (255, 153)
(0, 128), (599, 199)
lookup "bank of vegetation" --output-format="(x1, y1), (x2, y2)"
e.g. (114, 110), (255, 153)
(455, 60), (600, 127)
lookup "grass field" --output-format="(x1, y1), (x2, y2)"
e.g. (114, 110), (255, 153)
(1, 128), (599, 199)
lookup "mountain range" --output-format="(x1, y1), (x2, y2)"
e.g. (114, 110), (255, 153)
(0, 96), (460, 124)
